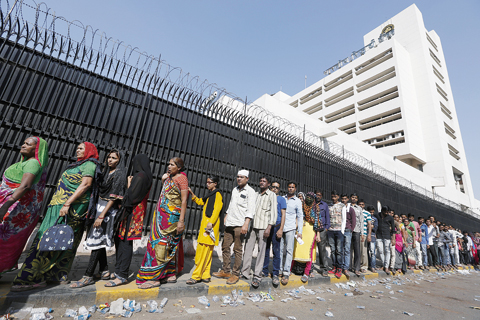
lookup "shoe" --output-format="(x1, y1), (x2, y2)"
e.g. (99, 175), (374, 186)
(328, 267), (336, 275)
(272, 276), (280, 286)
(334, 269), (343, 279)
(281, 275), (289, 285)
(321, 270), (329, 277)
(226, 275), (239, 285)
(212, 270), (231, 279)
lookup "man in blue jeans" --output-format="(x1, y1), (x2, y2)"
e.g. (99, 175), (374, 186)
(340, 193), (356, 278)
(279, 182), (303, 285)
(418, 217), (429, 268)
(366, 206), (378, 272)
(262, 181), (286, 286)
(327, 190), (345, 279)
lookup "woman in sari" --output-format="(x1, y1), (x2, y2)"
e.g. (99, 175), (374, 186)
(186, 175), (223, 285)
(136, 157), (188, 289)
(0, 137), (49, 275)
(11, 142), (101, 291)
(104, 154), (152, 287)
(70, 149), (126, 288)
(403, 217), (417, 270)
(293, 192), (321, 283)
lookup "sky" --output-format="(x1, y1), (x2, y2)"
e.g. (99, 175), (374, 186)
(16, 0), (480, 198)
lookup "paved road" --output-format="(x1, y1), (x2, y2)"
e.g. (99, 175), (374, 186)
(6, 270), (480, 319)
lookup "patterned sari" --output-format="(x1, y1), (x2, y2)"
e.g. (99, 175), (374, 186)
(404, 223), (417, 267)
(136, 173), (188, 284)
(0, 137), (48, 274)
(13, 155), (100, 286)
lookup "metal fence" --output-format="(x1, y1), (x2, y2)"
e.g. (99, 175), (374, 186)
(0, 0), (479, 235)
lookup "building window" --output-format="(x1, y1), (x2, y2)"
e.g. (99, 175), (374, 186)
(453, 168), (465, 193)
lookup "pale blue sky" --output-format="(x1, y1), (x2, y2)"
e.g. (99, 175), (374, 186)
(27, 0), (480, 198)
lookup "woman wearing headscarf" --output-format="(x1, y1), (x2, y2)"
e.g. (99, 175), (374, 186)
(11, 142), (101, 291)
(186, 175), (223, 285)
(136, 157), (188, 289)
(70, 149), (126, 288)
(292, 192), (321, 283)
(0, 137), (49, 275)
(104, 154), (152, 287)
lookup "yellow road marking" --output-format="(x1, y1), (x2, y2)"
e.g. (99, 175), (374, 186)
(95, 280), (159, 304)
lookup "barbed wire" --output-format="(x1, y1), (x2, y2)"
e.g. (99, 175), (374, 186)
(1, 0), (478, 220)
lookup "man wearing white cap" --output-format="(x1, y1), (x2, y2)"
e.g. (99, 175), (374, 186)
(213, 169), (257, 285)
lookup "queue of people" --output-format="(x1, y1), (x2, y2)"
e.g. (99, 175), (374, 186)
(0, 137), (479, 292)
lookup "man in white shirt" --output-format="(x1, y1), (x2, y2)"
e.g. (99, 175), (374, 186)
(213, 169), (257, 285)
(447, 225), (463, 266)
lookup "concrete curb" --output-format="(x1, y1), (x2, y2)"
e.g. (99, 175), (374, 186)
(1, 266), (474, 310)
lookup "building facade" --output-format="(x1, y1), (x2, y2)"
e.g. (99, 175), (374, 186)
(254, 4), (476, 210)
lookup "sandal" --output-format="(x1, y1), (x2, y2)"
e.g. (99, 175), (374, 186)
(202, 278), (211, 283)
(281, 275), (289, 285)
(138, 281), (161, 289)
(100, 271), (111, 280)
(104, 278), (127, 287)
(300, 275), (308, 283)
(252, 279), (260, 288)
(186, 278), (200, 285)
(161, 277), (177, 284)
(70, 276), (95, 288)
(11, 281), (46, 292)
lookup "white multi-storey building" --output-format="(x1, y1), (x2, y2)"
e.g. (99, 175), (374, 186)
(253, 4), (477, 210)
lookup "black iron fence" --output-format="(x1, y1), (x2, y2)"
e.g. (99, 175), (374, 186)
(0, 1), (479, 236)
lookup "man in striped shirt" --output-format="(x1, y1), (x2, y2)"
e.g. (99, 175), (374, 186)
(358, 199), (372, 273)
(241, 176), (277, 288)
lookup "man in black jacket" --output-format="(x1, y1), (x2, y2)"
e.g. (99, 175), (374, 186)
(374, 206), (395, 275)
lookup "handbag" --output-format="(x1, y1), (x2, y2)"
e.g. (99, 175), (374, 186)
(38, 216), (75, 251)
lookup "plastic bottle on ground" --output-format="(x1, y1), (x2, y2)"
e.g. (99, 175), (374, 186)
(212, 295), (220, 303)
(325, 311), (334, 317)
(64, 309), (77, 318)
(87, 306), (96, 314)
(73, 314), (90, 320)
(198, 296), (210, 307)
(30, 313), (46, 320)
(134, 303), (142, 313)
(99, 308), (110, 315)
(146, 300), (159, 313)
(31, 308), (53, 314)
(159, 298), (168, 309)
(78, 307), (88, 316)
(344, 293), (353, 296)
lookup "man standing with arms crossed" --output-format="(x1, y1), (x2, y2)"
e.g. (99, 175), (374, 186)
(262, 181), (287, 286)
(242, 176), (277, 288)
(213, 170), (256, 285)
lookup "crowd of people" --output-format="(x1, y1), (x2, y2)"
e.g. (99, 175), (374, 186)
(0, 137), (479, 292)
